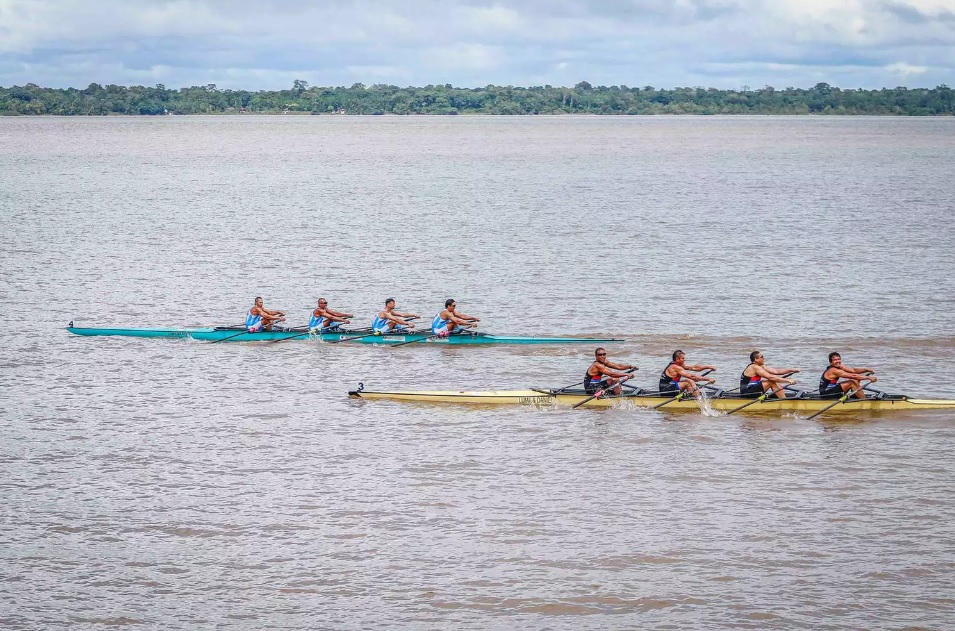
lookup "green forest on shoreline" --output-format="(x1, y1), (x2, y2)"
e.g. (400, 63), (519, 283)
(2, 81), (953, 115)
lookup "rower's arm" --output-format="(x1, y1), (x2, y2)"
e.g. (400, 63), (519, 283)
(677, 366), (715, 383)
(607, 360), (637, 371)
(449, 313), (474, 326)
(456, 311), (479, 322)
(393, 310), (419, 319)
(755, 365), (797, 382)
(684, 364), (715, 372)
(601, 366), (632, 379)
(847, 366), (874, 375)
(327, 308), (352, 318)
(767, 367), (799, 376)
(831, 367), (870, 380)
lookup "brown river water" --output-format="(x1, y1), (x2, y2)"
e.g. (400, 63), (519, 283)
(2, 115), (955, 629)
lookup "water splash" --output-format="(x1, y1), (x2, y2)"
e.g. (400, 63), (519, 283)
(696, 391), (721, 417)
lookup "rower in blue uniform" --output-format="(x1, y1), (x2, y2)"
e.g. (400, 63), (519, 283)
(431, 299), (480, 336)
(309, 298), (353, 332)
(819, 352), (877, 398)
(247, 296), (286, 332)
(659, 350), (716, 398)
(739, 350), (799, 398)
(372, 298), (420, 333)
(585, 348), (636, 395)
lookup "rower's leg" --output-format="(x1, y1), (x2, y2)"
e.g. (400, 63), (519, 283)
(841, 380), (864, 398)
(763, 379), (787, 399)
(681, 380), (700, 399)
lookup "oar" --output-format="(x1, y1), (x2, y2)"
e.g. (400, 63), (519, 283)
(862, 384), (887, 398)
(806, 384), (869, 421)
(554, 380), (587, 393)
(266, 327), (317, 344)
(327, 319), (419, 344)
(652, 369), (714, 410)
(725, 380), (796, 415)
(210, 328), (260, 344)
(555, 367), (637, 395)
(389, 333), (440, 347)
(722, 371), (798, 412)
(572, 372), (637, 409)
(327, 330), (384, 344)
(390, 325), (478, 348)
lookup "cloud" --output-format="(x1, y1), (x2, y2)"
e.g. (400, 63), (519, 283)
(885, 61), (929, 76)
(0, 0), (952, 90)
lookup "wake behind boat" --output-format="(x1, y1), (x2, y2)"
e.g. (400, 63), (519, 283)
(347, 384), (955, 414)
(65, 323), (623, 345)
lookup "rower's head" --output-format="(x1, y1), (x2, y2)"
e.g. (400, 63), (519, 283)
(829, 351), (842, 367)
(594, 347), (607, 360)
(317, 298), (328, 307)
(385, 298), (395, 309)
(254, 296), (263, 307)
(445, 298), (456, 311)
(672, 350), (685, 364)
(750, 350), (764, 365)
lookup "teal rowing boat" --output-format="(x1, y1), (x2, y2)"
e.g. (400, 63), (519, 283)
(66, 323), (623, 345)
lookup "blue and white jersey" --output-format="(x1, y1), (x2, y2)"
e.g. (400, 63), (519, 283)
(309, 312), (327, 330)
(431, 312), (450, 333)
(246, 310), (262, 332)
(372, 313), (390, 333)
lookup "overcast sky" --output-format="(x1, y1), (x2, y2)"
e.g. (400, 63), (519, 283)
(1, 0), (952, 90)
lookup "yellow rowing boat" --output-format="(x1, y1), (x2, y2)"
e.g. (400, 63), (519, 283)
(347, 386), (955, 413)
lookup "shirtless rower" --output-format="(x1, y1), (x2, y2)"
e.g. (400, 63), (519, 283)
(740, 350), (799, 399)
(585, 348), (637, 396)
(431, 299), (480, 336)
(246, 296), (286, 332)
(659, 350), (716, 398)
(372, 298), (420, 333)
(309, 298), (353, 332)
(819, 352), (877, 399)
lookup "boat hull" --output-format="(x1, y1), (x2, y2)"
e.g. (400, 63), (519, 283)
(347, 388), (955, 413)
(66, 326), (622, 345)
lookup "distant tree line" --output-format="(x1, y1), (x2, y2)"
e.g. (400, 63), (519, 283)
(1, 81), (953, 115)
